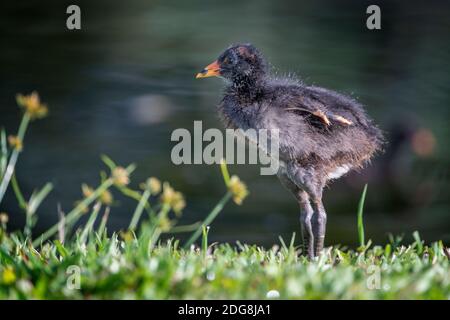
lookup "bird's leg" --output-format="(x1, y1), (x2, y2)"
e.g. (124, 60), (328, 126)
(276, 173), (315, 259)
(310, 193), (327, 256)
(298, 191), (314, 259)
(284, 165), (326, 259)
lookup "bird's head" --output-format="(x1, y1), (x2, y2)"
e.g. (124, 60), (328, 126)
(196, 43), (267, 85)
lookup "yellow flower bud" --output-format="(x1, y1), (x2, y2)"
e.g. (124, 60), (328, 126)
(16, 92), (48, 120)
(82, 184), (112, 206)
(228, 175), (249, 205)
(172, 191), (186, 216)
(119, 230), (134, 242)
(141, 177), (161, 194)
(81, 184), (94, 198)
(8, 135), (23, 151)
(149, 177), (161, 194)
(100, 189), (113, 206)
(158, 216), (172, 232)
(112, 167), (129, 187)
(161, 183), (176, 205)
(2, 267), (16, 285)
(160, 183), (185, 215)
(0, 213), (9, 224)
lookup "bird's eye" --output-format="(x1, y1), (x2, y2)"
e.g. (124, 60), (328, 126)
(223, 57), (229, 65)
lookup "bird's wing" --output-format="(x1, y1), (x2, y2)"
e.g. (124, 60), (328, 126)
(284, 94), (353, 127)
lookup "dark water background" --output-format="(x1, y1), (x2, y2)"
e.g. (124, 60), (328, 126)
(1, 0), (449, 247)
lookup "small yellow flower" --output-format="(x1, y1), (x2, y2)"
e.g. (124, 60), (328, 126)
(148, 177), (162, 194)
(171, 191), (186, 216)
(82, 184), (113, 205)
(0, 213), (9, 224)
(158, 216), (172, 232)
(228, 175), (249, 205)
(119, 230), (134, 242)
(74, 202), (89, 214)
(161, 183), (176, 205)
(2, 267), (16, 285)
(140, 177), (161, 194)
(8, 135), (23, 151)
(99, 189), (113, 206)
(160, 183), (185, 215)
(16, 91), (48, 120)
(81, 184), (94, 198)
(112, 167), (129, 187)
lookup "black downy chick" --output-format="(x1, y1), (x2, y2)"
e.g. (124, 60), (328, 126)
(196, 43), (384, 258)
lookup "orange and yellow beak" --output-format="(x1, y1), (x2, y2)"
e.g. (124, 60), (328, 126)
(196, 60), (221, 78)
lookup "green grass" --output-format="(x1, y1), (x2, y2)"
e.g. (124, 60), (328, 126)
(0, 92), (449, 299)
(357, 184), (367, 248)
(0, 231), (449, 299)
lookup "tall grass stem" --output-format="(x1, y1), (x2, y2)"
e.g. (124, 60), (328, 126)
(129, 189), (151, 231)
(0, 114), (30, 204)
(33, 179), (113, 246)
(357, 184), (368, 247)
(184, 192), (232, 249)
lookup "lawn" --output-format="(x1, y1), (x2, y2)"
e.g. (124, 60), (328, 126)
(0, 93), (449, 299)
(1, 229), (450, 299)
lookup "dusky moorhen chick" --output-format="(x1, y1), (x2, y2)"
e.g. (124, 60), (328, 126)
(196, 43), (384, 258)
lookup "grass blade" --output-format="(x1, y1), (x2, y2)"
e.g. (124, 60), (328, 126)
(412, 231), (423, 255)
(184, 192), (232, 248)
(80, 202), (101, 244)
(32, 164), (134, 246)
(128, 189), (151, 231)
(33, 179), (113, 246)
(0, 113), (30, 204)
(24, 182), (53, 236)
(100, 154), (117, 171)
(202, 225), (209, 256)
(54, 240), (69, 258)
(357, 184), (368, 248)
(27, 183), (53, 215)
(0, 128), (7, 177)
(220, 158), (231, 186)
(57, 204), (65, 243)
(11, 173), (27, 210)
(168, 222), (201, 233)
(98, 207), (110, 238)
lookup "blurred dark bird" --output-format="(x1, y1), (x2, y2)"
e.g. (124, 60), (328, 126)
(196, 43), (384, 258)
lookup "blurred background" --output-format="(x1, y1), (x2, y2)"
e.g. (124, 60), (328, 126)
(1, 0), (449, 247)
